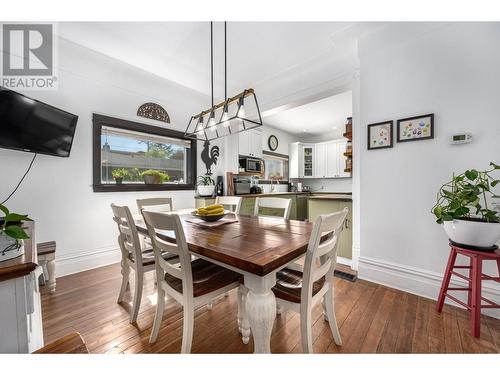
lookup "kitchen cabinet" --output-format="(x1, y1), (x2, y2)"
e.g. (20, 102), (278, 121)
(238, 129), (262, 158)
(289, 140), (351, 179)
(308, 198), (352, 260)
(237, 193), (309, 221)
(314, 143), (327, 178)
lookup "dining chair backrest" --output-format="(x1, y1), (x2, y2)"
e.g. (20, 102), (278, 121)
(301, 208), (349, 302)
(136, 197), (173, 213)
(111, 204), (143, 269)
(141, 210), (194, 297)
(254, 197), (292, 219)
(215, 196), (242, 214)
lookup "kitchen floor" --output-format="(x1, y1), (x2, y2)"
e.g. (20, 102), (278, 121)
(40, 263), (500, 353)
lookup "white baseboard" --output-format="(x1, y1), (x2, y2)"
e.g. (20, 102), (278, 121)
(358, 256), (500, 319)
(337, 256), (352, 267)
(55, 246), (121, 277)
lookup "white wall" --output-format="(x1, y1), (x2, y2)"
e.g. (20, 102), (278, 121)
(357, 23), (500, 316)
(0, 37), (214, 276)
(261, 124), (297, 156)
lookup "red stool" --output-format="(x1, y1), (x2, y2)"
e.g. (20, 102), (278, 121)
(436, 242), (500, 338)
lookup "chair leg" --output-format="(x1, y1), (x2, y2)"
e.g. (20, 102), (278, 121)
(149, 287), (165, 343)
(325, 287), (342, 346)
(300, 304), (313, 353)
(47, 257), (56, 293)
(117, 259), (130, 304)
(181, 305), (194, 354)
(276, 305), (284, 315)
(130, 270), (143, 323)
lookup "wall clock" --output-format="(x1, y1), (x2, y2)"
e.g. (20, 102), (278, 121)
(268, 135), (279, 151)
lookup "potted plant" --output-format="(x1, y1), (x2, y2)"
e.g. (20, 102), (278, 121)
(432, 162), (500, 248)
(140, 169), (169, 184)
(111, 168), (129, 184)
(197, 175), (215, 197)
(0, 204), (32, 262)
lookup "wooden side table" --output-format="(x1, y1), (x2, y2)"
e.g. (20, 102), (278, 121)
(436, 242), (500, 338)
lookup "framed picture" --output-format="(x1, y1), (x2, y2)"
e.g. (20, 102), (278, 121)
(367, 121), (393, 150)
(397, 113), (434, 142)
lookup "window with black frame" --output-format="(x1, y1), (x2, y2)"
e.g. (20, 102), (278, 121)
(92, 114), (197, 192)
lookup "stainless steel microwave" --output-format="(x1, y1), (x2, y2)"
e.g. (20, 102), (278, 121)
(239, 156), (262, 173)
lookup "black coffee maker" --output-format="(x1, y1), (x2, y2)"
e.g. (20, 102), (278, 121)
(216, 176), (224, 196)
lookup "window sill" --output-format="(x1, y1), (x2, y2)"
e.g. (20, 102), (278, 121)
(93, 184), (195, 193)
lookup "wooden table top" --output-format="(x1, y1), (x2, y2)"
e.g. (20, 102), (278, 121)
(0, 222), (37, 283)
(136, 214), (314, 276)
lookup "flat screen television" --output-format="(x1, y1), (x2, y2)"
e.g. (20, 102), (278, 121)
(0, 87), (78, 157)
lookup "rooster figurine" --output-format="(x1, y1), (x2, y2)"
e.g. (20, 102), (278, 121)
(201, 140), (220, 175)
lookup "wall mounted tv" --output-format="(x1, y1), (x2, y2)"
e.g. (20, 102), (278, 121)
(0, 87), (78, 157)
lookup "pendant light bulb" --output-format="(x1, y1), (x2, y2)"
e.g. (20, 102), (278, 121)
(208, 111), (217, 131)
(221, 103), (229, 127)
(237, 97), (245, 118)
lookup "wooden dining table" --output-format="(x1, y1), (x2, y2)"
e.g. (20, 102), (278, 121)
(135, 210), (316, 353)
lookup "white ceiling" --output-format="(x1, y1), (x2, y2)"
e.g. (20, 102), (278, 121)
(57, 22), (381, 98)
(263, 90), (352, 137)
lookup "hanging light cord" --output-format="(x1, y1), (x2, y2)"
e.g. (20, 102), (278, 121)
(1, 153), (37, 205)
(210, 21), (214, 108)
(224, 21), (227, 101)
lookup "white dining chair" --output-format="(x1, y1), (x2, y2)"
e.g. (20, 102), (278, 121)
(142, 210), (241, 353)
(111, 204), (177, 323)
(136, 197), (173, 213)
(215, 196), (242, 214)
(238, 208), (348, 353)
(277, 208), (348, 352)
(253, 197), (292, 219)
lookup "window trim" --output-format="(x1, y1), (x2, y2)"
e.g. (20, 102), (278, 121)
(92, 114), (197, 193)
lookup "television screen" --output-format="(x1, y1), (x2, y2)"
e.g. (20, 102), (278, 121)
(0, 87), (78, 157)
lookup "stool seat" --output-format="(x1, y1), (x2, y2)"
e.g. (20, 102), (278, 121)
(436, 242), (500, 338)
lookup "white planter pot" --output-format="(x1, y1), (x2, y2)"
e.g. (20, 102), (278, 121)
(0, 234), (24, 262)
(443, 219), (500, 248)
(197, 185), (215, 197)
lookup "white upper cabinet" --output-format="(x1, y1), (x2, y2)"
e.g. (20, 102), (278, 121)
(325, 141), (339, 177)
(288, 139), (351, 179)
(314, 143), (327, 178)
(238, 129), (262, 158)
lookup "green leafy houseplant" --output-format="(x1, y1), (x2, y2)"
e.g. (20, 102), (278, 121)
(197, 175), (215, 197)
(111, 168), (129, 184)
(140, 169), (170, 184)
(0, 204), (32, 255)
(197, 175), (215, 186)
(432, 162), (500, 224)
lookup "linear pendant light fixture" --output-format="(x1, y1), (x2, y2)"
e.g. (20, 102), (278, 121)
(185, 22), (263, 141)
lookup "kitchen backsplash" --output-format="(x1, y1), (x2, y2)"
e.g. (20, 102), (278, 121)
(290, 177), (352, 193)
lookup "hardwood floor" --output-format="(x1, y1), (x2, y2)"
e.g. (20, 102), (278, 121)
(40, 262), (500, 354)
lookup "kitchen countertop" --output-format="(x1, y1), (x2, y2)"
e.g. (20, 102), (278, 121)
(234, 192), (352, 198)
(308, 194), (352, 201)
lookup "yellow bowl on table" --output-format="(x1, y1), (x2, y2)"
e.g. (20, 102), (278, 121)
(192, 204), (230, 222)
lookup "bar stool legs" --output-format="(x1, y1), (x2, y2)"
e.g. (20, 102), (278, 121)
(436, 243), (500, 339)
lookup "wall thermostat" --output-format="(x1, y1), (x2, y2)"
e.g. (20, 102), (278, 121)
(451, 132), (473, 145)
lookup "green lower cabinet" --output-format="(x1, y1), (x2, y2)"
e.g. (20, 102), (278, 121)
(238, 194), (308, 219)
(307, 199), (353, 260)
